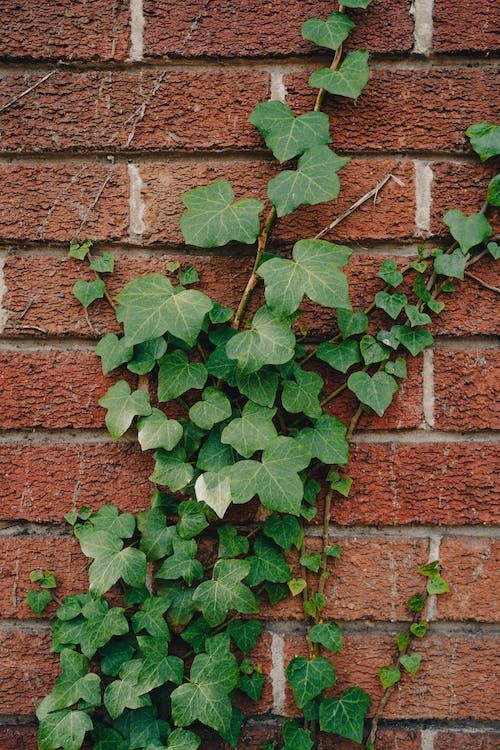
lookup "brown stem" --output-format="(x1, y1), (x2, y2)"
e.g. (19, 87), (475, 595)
(313, 41), (344, 113)
(464, 270), (499, 294)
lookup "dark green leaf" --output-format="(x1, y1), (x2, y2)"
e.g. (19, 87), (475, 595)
(301, 11), (354, 50)
(73, 278), (105, 307)
(249, 100), (331, 163)
(309, 50), (369, 99)
(319, 686), (371, 742)
(287, 656), (336, 709)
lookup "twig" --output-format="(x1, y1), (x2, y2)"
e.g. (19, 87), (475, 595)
(464, 270), (499, 294)
(77, 175), (112, 238)
(0, 71), (56, 116)
(313, 3), (345, 113)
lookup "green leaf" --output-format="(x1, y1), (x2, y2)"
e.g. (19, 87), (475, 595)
(114, 706), (168, 748)
(104, 661), (152, 719)
(96, 333), (133, 375)
(337, 309), (368, 338)
(406, 593), (426, 613)
(378, 259), (403, 287)
(194, 471), (232, 518)
(466, 121), (500, 161)
(98, 381), (151, 440)
(151, 447), (194, 492)
(157, 350), (208, 402)
(137, 508), (176, 561)
(236, 367), (279, 408)
(256, 436), (310, 514)
(69, 239), (92, 260)
(240, 672), (265, 702)
(319, 686), (371, 742)
(38, 709), (93, 750)
(267, 146), (349, 217)
(434, 248), (468, 280)
(193, 559), (259, 626)
(26, 589), (52, 614)
(247, 537), (292, 586)
(302, 11), (354, 50)
(226, 306), (296, 373)
(347, 370), (397, 417)
(37, 649), (101, 719)
(137, 408), (182, 452)
(189, 387), (232, 430)
(316, 339), (362, 374)
(288, 578), (307, 596)
(180, 179), (264, 248)
(227, 620), (263, 654)
(396, 631), (410, 652)
(89, 252), (114, 273)
(249, 100), (331, 163)
(283, 719), (313, 750)
(156, 538), (204, 586)
(89, 546), (147, 596)
(309, 50), (369, 99)
(487, 241), (500, 260)
(217, 526), (249, 558)
(487, 174), (500, 207)
(329, 471), (352, 497)
(116, 274), (212, 346)
(80, 604), (129, 658)
(90, 504), (135, 538)
(404, 304), (432, 328)
(342, 0), (372, 6)
(73, 278), (105, 307)
(286, 656), (336, 709)
(400, 652), (422, 675)
(127, 337), (167, 375)
(167, 729), (201, 750)
(197, 427), (236, 472)
(379, 665), (401, 689)
(221, 401), (277, 458)
(360, 335), (390, 365)
(385, 357), (407, 379)
(177, 500), (208, 539)
(299, 551), (321, 572)
(375, 291), (407, 320)
(263, 514), (304, 552)
(258, 239), (351, 315)
(179, 264), (199, 286)
(296, 414), (348, 465)
(410, 621), (429, 638)
(326, 544), (341, 558)
(136, 648), (184, 694)
(309, 622), (343, 653)
(209, 302), (234, 324)
(426, 572), (450, 595)
(392, 324), (433, 356)
(132, 595), (171, 638)
(443, 209), (492, 253)
(282, 368), (323, 419)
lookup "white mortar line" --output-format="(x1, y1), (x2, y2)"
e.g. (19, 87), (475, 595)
(128, 163), (145, 244)
(352, 429), (500, 445)
(412, 0), (434, 56)
(414, 160), (433, 237)
(421, 728), (437, 750)
(422, 349), (435, 429)
(0, 251), (8, 334)
(270, 632), (286, 715)
(427, 533), (442, 621)
(269, 70), (288, 102)
(129, 0), (145, 61)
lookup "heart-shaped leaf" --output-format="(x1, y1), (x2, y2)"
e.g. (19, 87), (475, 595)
(309, 50), (369, 99)
(347, 371), (397, 417)
(249, 100), (331, 163)
(302, 11), (355, 50)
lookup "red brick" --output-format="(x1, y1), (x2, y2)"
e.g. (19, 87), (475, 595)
(333, 728), (421, 750)
(0, 442), (152, 523)
(0, 726), (37, 750)
(143, 0), (413, 58)
(1, 0), (130, 62)
(0, 629), (57, 715)
(434, 730), (500, 750)
(283, 632), (500, 719)
(0, 70), (269, 153)
(431, 161), (499, 237)
(335, 441), (500, 526)
(438, 537), (500, 622)
(433, 348), (500, 430)
(433, 1), (500, 52)
(0, 536), (86, 620)
(0, 164), (128, 242)
(285, 68), (498, 154)
(141, 158), (415, 245)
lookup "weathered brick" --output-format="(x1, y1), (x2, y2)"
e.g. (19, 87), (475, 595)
(0, 70), (269, 153)
(431, 161), (499, 237)
(0, 164), (128, 242)
(433, 0), (500, 52)
(0, 726), (37, 750)
(333, 727), (421, 750)
(1, 0), (130, 61)
(434, 729), (500, 750)
(283, 632), (500, 719)
(0, 442), (152, 523)
(438, 537), (500, 622)
(143, 0), (413, 58)
(433, 348), (500, 430)
(285, 68), (498, 154)
(141, 158), (415, 245)
(0, 629), (57, 715)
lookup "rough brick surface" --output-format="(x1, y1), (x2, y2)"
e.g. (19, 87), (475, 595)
(0, 726), (37, 749)
(0, 629), (57, 715)
(143, 0), (414, 58)
(285, 68), (498, 154)
(1, 0), (130, 61)
(433, 0), (500, 52)
(434, 730), (500, 750)
(0, 70), (269, 153)
(431, 161), (499, 236)
(433, 349), (500, 430)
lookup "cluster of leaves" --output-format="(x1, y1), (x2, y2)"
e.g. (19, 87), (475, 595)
(26, 0), (499, 746)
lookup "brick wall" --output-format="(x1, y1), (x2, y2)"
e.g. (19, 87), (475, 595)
(0, 1), (499, 748)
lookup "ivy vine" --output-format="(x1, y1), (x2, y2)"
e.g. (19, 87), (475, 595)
(26, 2), (499, 750)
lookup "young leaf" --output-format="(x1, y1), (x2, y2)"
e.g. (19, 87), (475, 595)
(347, 370), (397, 417)
(179, 264), (199, 285)
(249, 101), (331, 163)
(287, 656), (336, 709)
(288, 578), (307, 596)
(359, 335), (390, 365)
(95, 333), (133, 375)
(299, 551), (322, 573)
(443, 210), (492, 253)
(404, 304), (432, 328)
(240, 671), (266, 702)
(180, 179), (264, 248)
(309, 50), (370, 99)
(487, 174), (500, 207)
(73, 278), (105, 307)
(26, 589), (52, 615)
(385, 357), (407, 379)
(192, 559), (259, 626)
(98, 381), (152, 440)
(319, 686), (371, 742)
(375, 291), (407, 320)
(89, 252), (114, 273)
(392, 324), (433, 356)
(378, 258), (403, 287)
(410, 621), (430, 638)
(379, 665), (401, 689)
(302, 11), (355, 51)
(466, 121), (500, 161)
(194, 471), (232, 518)
(400, 652), (422, 675)
(316, 339), (362, 374)
(309, 622), (343, 653)
(69, 239), (92, 260)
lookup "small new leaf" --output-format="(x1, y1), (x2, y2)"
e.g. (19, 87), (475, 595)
(73, 279), (105, 307)
(309, 50), (370, 99)
(301, 11), (355, 51)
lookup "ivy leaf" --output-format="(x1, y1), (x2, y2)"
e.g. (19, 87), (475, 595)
(156, 538), (204, 586)
(404, 304), (432, 328)
(379, 665), (401, 689)
(286, 656), (336, 709)
(248, 100), (331, 163)
(466, 121), (500, 161)
(179, 264), (199, 286)
(258, 239), (351, 316)
(136, 641), (184, 694)
(309, 50), (369, 99)
(282, 368), (323, 418)
(127, 337), (167, 375)
(89, 547), (147, 596)
(302, 11), (355, 50)
(487, 174), (500, 207)
(378, 259), (403, 287)
(247, 537), (292, 586)
(96, 333), (133, 375)
(177, 500), (209, 539)
(443, 210), (492, 253)
(267, 146), (349, 217)
(236, 367), (279, 408)
(137, 508), (176, 561)
(89, 252), (114, 273)
(347, 371), (397, 417)
(26, 589), (52, 614)
(113, 706), (168, 748)
(180, 179), (264, 248)
(385, 357), (407, 379)
(167, 729), (201, 750)
(316, 339), (362, 374)
(283, 719), (313, 750)
(38, 709), (93, 750)
(256, 437), (310, 514)
(433, 248), (468, 280)
(487, 241), (500, 260)
(337, 309), (368, 338)
(217, 526), (249, 558)
(194, 471), (232, 519)
(137, 408), (183, 452)
(360, 335), (390, 365)
(98, 381), (151, 440)
(189, 388), (232, 430)
(299, 551), (322, 572)
(400, 652), (422, 675)
(263, 514), (303, 552)
(410, 621), (429, 638)
(221, 402), (277, 458)
(73, 278), (105, 307)
(309, 622), (343, 653)
(116, 274), (213, 346)
(80, 604), (129, 658)
(192, 559), (259, 626)
(227, 620), (263, 654)
(90, 504), (135, 538)
(319, 687), (371, 742)
(296, 415), (348, 465)
(226, 306), (296, 373)
(392, 324), (433, 356)
(150, 447), (194, 492)
(69, 239), (92, 260)
(132, 595), (172, 638)
(197, 427), (237, 472)
(104, 661), (152, 719)
(157, 350), (208, 402)
(240, 672), (265, 702)
(375, 291), (407, 320)
(36, 649), (101, 719)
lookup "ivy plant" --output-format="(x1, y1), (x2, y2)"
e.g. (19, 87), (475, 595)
(26, 2), (498, 749)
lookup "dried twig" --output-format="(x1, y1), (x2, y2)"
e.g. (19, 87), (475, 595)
(0, 71), (56, 116)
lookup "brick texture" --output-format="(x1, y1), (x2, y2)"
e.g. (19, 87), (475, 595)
(433, 0), (500, 52)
